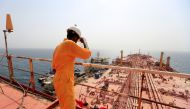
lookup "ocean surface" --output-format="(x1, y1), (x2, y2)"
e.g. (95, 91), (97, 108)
(0, 48), (190, 92)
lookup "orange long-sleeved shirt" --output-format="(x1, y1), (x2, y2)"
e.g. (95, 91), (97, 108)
(52, 38), (91, 83)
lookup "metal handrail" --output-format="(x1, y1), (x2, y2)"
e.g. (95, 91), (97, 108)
(1, 53), (190, 79)
(0, 54), (53, 96)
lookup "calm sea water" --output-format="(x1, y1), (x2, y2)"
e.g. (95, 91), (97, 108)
(0, 48), (190, 91)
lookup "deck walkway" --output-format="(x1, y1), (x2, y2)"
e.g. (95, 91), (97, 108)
(0, 80), (51, 109)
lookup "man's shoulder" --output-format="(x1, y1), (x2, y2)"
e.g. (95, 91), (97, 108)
(64, 40), (76, 46)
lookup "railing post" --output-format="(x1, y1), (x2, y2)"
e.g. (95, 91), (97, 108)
(138, 72), (145, 109)
(7, 55), (14, 81)
(29, 58), (35, 90)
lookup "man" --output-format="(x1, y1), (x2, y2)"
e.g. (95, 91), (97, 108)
(52, 26), (91, 109)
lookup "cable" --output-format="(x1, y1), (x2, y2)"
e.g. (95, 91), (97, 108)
(0, 77), (27, 109)
(13, 77), (27, 109)
(0, 84), (4, 94)
(0, 63), (49, 77)
(0, 53), (6, 63)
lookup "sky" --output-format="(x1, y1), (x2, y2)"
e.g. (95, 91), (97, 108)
(0, 0), (190, 52)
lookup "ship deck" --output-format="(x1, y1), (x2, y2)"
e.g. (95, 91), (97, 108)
(0, 53), (190, 109)
(0, 79), (51, 109)
(74, 54), (190, 109)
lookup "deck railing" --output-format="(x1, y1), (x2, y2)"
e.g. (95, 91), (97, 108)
(1, 54), (190, 83)
(0, 54), (55, 100)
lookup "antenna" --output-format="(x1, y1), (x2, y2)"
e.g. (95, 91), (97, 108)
(3, 14), (14, 81)
(6, 14), (13, 32)
(3, 14), (14, 56)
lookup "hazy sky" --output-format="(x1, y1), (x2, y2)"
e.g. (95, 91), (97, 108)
(0, 0), (190, 52)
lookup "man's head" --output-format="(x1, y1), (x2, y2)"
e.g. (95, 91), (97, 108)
(67, 27), (81, 43)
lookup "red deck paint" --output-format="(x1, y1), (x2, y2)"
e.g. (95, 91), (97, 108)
(0, 81), (51, 109)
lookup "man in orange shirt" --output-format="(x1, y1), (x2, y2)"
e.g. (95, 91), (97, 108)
(52, 26), (91, 109)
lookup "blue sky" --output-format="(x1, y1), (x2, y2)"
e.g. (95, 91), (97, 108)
(0, 0), (190, 52)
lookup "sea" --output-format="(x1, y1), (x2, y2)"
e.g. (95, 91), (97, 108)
(0, 48), (190, 92)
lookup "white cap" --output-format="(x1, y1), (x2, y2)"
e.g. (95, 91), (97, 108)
(67, 26), (81, 37)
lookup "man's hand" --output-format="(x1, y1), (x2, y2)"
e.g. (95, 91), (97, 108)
(80, 37), (89, 49)
(80, 37), (85, 44)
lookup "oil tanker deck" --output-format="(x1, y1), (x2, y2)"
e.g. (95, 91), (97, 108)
(0, 52), (190, 109)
